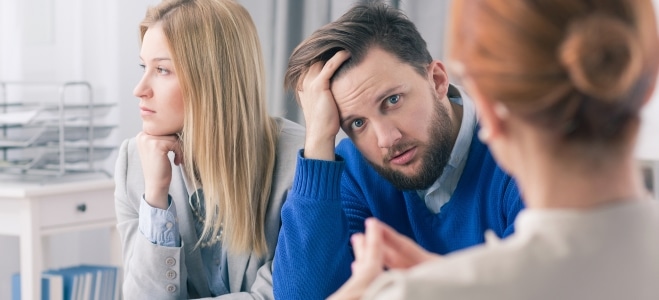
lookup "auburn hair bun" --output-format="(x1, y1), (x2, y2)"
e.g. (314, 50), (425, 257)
(559, 13), (642, 103)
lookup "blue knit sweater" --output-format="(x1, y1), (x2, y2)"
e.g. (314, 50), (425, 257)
(273, 133), (524, 299)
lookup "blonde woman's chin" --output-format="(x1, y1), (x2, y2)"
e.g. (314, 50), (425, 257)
(141, 124), (181, 137)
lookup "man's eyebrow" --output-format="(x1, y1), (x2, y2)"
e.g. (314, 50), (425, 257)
(339, 84), (404, 125)
(374, 85), (404, 105)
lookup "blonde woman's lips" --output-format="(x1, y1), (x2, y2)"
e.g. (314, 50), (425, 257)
(140, 106), (155, 116)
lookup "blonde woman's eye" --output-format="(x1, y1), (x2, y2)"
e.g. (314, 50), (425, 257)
(156, 67), (170, 75)
(138, 64), (146, 71)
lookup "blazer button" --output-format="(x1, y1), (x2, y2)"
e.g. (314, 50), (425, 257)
(165, 257), (176, 266)
(166, 270), (177, 280)
(166, 284), (177, 293)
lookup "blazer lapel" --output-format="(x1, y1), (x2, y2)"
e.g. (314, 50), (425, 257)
(176, 163), (252, 294)
(227, 250), (251, 292)
(173, 164), (211, 296)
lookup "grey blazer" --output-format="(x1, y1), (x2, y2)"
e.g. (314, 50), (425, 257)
(114, 118), (304, 299)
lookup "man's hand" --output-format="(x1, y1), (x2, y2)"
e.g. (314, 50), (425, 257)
(136, 131), (182, 209)
(298, 50), (351, 161)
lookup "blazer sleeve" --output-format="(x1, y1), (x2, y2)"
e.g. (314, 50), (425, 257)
(114, 138), (191, 299)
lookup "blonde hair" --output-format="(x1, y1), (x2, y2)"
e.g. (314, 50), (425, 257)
(140, 0), (278, 256)
(449, 0), (659, 142)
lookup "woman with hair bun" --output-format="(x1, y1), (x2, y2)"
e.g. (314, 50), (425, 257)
(329, 0), (659, 299)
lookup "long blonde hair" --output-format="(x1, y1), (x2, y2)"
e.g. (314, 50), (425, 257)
(140, 0), (278, 256)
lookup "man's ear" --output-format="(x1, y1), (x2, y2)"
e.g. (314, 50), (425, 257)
(428, 60), (450, 97)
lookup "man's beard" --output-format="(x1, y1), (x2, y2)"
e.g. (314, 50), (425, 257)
(368, 95), (454, 190)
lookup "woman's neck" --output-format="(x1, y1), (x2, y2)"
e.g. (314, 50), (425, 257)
(513, 133), (647, 210)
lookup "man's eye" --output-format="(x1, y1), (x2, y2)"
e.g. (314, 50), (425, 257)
(351, 119), (365, 129)
(386, 95), (400, 105)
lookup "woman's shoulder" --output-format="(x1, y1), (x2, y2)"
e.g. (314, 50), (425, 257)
(273, 117), (305, 150)
(274, 117), (305, 137)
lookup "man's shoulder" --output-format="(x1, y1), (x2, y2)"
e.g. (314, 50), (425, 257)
(336, 137), (360, 158)
(335, 138), (374, 172)
(460, 132), (516, 185)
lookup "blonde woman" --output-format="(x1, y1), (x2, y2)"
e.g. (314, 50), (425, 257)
(330, 0), (659, 299)
(113, 0), (304, 298)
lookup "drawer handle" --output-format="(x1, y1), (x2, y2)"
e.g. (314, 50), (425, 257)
(76, 203), (87, 213)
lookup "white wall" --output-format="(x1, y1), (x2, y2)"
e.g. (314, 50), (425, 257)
(636, 0), (659, 161)
(0, 0), (155, 297)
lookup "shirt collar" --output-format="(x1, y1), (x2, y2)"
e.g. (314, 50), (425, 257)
(417, 84), (477, 201)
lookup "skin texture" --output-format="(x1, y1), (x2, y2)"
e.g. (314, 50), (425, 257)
(133, 23), (184, 210)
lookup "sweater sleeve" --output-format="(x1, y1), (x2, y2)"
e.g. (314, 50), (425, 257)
(273, 150), (354, 300)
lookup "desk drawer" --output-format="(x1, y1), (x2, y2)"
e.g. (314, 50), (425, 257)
(37, 187), (116, 229)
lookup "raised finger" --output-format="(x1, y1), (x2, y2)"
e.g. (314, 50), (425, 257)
(300, 60), (325, 92)
(364, 218), (384, 263)
(317, 50), (351, 84)
(350, 233), (366, 260)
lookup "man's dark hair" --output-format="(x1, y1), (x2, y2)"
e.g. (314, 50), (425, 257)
(284, 1), (433, 91)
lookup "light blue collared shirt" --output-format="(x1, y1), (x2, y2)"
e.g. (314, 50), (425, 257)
(417, 86), (477, 214)
(139, 190), (231, 296)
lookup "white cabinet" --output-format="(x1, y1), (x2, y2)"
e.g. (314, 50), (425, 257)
(0, 178), (120, 300)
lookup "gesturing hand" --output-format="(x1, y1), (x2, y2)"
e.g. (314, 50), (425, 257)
(297, 50), (351, 161)
(328, 218), (385, 300)
(328, 218), (441, 300)
(136, 131), (183, 209)
(376, 219), (440, 269)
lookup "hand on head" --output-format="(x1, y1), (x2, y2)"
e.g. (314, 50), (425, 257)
(298, 50), (351, 161)
(136, 131), (183, 209)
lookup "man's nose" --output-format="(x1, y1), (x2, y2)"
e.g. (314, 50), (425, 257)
(374, 121), (402, 149)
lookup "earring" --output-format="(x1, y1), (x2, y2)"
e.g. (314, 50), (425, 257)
(494, 103), (509, 118)
(478, 127), (492, 143)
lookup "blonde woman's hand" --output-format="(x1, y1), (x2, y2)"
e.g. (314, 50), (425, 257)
(297, 50), (351, 161)
(136, 131), (182, 209)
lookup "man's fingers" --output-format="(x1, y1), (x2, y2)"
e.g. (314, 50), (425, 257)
(299, 61), (325, 92)
(300, 50), (352, 93)
(318, 50), (351, 82)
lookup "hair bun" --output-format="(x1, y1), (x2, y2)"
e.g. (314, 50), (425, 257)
(559, 13), (642, 102)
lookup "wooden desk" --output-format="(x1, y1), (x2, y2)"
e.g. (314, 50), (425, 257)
(0, 178), (118, 300)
